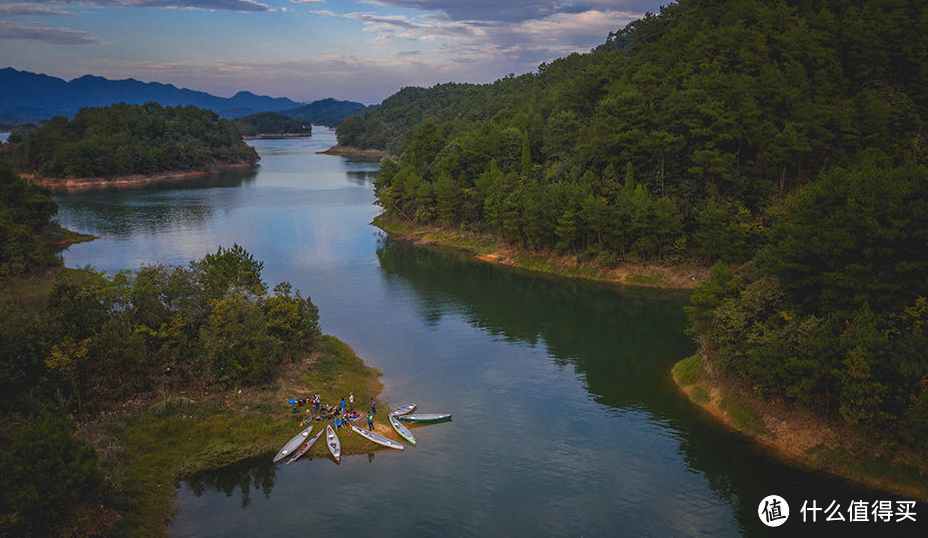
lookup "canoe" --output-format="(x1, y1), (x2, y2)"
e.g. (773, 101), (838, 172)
(287, 429), (324, 464)
(397, 413), (452, 423)
(273, 426), (313, 462)
(389, 413), (416, 445)
(326, 424), (341, 463)
(389, 403), (416, 416)
(351, 425), (404, 450)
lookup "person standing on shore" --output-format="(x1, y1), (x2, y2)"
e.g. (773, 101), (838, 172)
(349, 392), (354, 411)
(370, 398), (376, 415)
(340, 397), (346, 415)
(367, 412), (374, 431)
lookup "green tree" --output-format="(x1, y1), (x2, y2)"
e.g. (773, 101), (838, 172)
(0, 410), (103, 535)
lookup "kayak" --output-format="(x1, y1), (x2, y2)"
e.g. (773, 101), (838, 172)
(389, 403), (416, 416)
(287, 429), (324, 464)
(351, 425), (404, 450)
(273, 426), (313, 462)
(389, 413), (416, 445)
(397, 413), (452, 423)
(326, 424), (341, 463)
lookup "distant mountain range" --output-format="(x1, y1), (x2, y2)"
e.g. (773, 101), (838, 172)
(0, 67), (366, 127)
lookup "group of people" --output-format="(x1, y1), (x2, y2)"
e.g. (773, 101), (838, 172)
(295, 391), (378, 431)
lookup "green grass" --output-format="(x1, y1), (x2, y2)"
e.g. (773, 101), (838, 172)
(809, 445), (928, 500)
(39, 223), (96, 246)
(113, 409), (289, 537)
(298, 335), (383, 416)
(688, 386), (710, 404)
(624, 273), (665, 286)
(719, 394), (768, 436)
(671, 355), (703, 387)
(371, 214), (417, 235)
(441, 233), (499, 256)
(108, 335), (389, 537)
(0, 267), (87, 311)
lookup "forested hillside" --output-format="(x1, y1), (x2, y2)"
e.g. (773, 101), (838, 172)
(232, 111), (310, 136)
(280, 98), (367, 126)
(9, 103), (258, 179)
(340, 0), (928, 450)
(340, 0), (927, 264)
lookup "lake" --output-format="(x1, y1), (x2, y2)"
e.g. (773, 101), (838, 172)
(52, 130), (922, 536)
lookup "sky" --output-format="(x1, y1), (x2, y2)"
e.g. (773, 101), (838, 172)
(0, 1), (668, 104)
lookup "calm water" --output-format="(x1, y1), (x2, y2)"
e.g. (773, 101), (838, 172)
(52, 130), (924, 537)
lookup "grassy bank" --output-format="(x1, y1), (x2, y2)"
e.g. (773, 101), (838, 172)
(40, 222), (96, 247)
(84, 335), (400, 537)
(317, 145), (386, 157)
(672, 355), (928, 502)
(373, 214), (708, 289)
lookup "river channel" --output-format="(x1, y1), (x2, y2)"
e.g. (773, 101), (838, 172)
(51, 130), (922, 536)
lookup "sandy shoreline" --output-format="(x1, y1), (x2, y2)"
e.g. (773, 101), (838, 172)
(373, 215), (708, 290)
(242, 133), (312, 139)
(317, 144), (386, 157)
(672, 355), (928, 502)
(27, 162), (255, 190)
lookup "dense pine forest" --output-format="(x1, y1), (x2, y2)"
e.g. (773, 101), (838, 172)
(9, 102), (258, 179)
(340, 0), (928, 448)
(341, 0), (926, 263)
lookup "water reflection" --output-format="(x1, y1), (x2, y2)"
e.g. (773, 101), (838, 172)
(186, 456), (278, 509)
(53, 167), (257, 237)
(376, 238), (690, 411)
(372, 238), (915, 537)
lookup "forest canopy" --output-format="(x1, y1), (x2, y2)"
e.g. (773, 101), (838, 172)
(9, 102), (259, 179)
(0, 158), (60, 275)
(685, 164), (928, 448)
(0, 246), (322, 534)
(340, 0), (927, 264)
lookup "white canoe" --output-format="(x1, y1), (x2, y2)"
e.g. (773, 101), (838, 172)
(273, 426), (313, 462)
(389, 413), (416, 445)
(287, 429), (324, 464)
(351, 425), (404, 450)
(326, 424), (341, 462)
(389, 403), (416, 416)
(397, 413), (452, 423)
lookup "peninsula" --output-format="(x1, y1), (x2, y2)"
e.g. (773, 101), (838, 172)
(7, 102), (258, 186)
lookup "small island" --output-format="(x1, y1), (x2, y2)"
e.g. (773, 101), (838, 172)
(231, 111), (312, 139)
(7, 102), (259, 187)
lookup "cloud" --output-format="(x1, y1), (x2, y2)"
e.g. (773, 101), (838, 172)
(338, 11), (477, 41)
(31, 0), (271, 11)
(315, 8), (638, 64)
(361, 0), (656, 24)
(0, 21), (98, 44)
(290, 0), (325, 3)
(0, 3), (72, 15)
